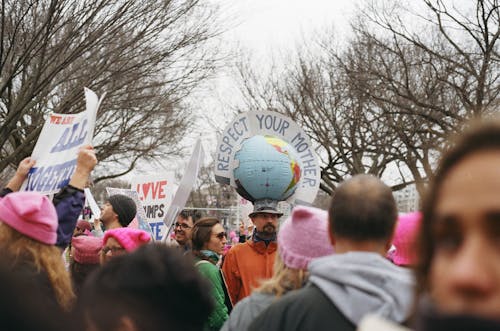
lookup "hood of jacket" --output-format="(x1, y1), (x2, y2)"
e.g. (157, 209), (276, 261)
(308, 251), (415, 325)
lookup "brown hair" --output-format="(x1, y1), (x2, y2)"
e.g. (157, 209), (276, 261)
(0, 224), (75, 310)
(418, 118), (500, 296)
(256, 253), (307, 298)
(191, 217), (220, 252)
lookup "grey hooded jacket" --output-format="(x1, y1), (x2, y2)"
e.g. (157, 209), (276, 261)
(220, 292), (274, 331)
(249, 252), (415, 331)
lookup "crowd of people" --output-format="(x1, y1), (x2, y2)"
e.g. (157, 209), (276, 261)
(0, 117), (499, 330)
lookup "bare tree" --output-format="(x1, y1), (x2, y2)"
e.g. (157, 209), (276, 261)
(0, 0), (223, 182)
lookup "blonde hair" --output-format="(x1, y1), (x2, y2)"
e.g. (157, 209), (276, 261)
(256, 253), (308, 298)
(0, 224), (75, 310)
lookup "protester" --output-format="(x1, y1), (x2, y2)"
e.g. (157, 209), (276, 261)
(79, 243), (214, 331)
(222, 203), (282, 304)
(0, 145), (97, 249)
(173, 209), (202, 252)
(92, 194), (137, 237)
(191, 218), (231, 331)
(249, 175), (415, 331)
(0, 192), (75, 311)
(389, 212), (421, 267)
(70, 235), (103, 295)
(74, 220), (92, 237)
(222, 205), (334, 331)
(0, 261), (69, 331)
(100, 227), (151, 264)
(413, 119), (500, 329)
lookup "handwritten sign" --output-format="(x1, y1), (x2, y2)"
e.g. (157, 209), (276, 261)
(215, 110), (320, 205)
(22, 88), (103, 194)
(131, 174), (176, 241)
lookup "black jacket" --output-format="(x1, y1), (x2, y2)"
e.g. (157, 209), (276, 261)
(248, 284), (355, 331)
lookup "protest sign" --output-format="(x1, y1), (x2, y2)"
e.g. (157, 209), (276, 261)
(22, 88), (104, 195)
(84, 188), (101, 219)
(131, 174), (176, 241)
(161, 139), (204, 241)
(214, 110), (320, 205)
(105, 187), (153, 238)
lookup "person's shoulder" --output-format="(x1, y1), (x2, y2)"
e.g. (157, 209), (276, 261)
(226, 241), (250, 254)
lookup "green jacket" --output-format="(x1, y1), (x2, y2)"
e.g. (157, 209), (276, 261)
(195, 257), (229, 331)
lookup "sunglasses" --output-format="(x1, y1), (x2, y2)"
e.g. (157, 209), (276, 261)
(174, 222), (192, 229)
(214, 232), (227, 240)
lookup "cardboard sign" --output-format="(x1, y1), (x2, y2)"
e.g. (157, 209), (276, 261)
(84, 188), (101, 219)
(22, 88), (103, 194)
(161, 139), (204, 241)
(131, 174), (176, 241)
(214, 110), (320, 205)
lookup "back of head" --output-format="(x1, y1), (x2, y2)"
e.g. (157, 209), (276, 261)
(278, 205), (334, 270)
(79, 243), (213, 331)
(329, 174), (397, 242)
(107, 194), (137, 227)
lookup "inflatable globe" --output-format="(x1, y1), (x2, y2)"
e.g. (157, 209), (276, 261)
(234, 135), (302, 202)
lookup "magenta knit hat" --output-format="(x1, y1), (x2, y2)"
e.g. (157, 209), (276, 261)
(0, 192), (57, 245)
(278, 205), (334, 270)
(392, 212), (422, 266)
(72, 235), (103, 264)
(103, 228), (151, 252)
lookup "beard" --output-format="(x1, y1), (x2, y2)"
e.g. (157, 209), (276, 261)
(262, 223), (276, 235)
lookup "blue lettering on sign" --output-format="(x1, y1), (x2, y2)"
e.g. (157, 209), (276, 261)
(149, 222), (164, 241)
(50, 119), (88, 153)
(217, 117), (250, 172)
(255, 114), (290, 136)
(25, 159), (77, 192)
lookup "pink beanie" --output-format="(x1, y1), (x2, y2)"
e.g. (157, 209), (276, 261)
(72, 235), (103, 264)
(0, 192), (57, 245)
(392, 212), (422, 266)
(103, 228), (151, 252)
(278, 205), (334, 270)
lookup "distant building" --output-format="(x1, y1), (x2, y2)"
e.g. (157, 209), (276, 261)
(393, 184), (419, 213)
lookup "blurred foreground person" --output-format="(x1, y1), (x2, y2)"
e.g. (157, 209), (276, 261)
(222, 205), (334, 331)
(415, 119), (500, 330)
(192, 218), (231, 331)
(79, 243), (213, 331)
(0, 192), (75, 310)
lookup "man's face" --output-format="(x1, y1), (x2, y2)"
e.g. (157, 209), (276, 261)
(100, 202), (117, 226)
(251, 213), (279, 235)
(174, 215), (194, 246)
(100, 237), (126, 264)
(429, 150), (500, 318)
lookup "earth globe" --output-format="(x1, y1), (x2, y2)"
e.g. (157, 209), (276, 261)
(233, 135), (302, 202)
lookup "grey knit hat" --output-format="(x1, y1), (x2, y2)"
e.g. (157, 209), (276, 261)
(107, 194), (137, 227)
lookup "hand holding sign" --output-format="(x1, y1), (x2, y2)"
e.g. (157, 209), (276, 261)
(6, 158), (36, 191)
(69, 145), (97, 190)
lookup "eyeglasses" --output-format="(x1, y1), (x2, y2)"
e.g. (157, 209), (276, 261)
(174, 222), (192, 229)
(214, 232), (227, 240)
(101, 246), (126, 255)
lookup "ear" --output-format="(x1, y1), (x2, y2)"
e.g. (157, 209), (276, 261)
(328, 228), (336, 247)
(118, 316), (138, 331)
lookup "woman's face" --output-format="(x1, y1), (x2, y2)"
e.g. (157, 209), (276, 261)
(100, 237), (126, 264)
(429, 150), (500, 318)
(203, 223), (227, 255)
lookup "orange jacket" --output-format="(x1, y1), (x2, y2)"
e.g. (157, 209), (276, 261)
(222, 239), (277, 304)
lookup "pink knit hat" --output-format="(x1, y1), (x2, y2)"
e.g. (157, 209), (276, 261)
(278, 205), (334, 270)
(392, 212), (422, 266)
(0, 192), (57, 245)
(103, 228), (151, 252)
(72, 235), (103, 264)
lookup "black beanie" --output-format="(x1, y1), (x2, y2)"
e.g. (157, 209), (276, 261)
(107, 194), (137, 227)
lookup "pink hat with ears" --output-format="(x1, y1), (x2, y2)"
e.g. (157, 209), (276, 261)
(103, 228), (151, 252)
(392, 212), (422, 266)
(278, 205), (334, 270)
(0, 192), (57, 245)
